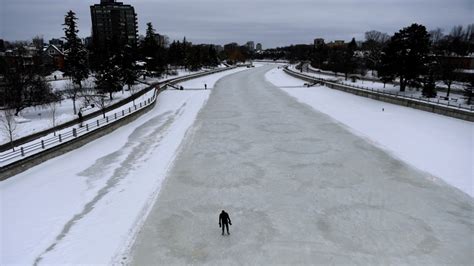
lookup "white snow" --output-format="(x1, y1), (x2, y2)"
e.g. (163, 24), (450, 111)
(0, 68), (225, 146)
(265, 67), (473, 197)
(294, 65), (472, 108)
(0, 67), (249, 265)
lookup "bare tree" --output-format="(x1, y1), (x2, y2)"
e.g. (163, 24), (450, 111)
(48, 101), (59, 136)
(365, 30), (390, 44)
(450, 25), (465, 39)
(87, 94), (108, 118)
(129, 84), (140, 105)
(63, 80), (82, 115)
(429, 28), (444, 44)
(1, 109), (17, 151)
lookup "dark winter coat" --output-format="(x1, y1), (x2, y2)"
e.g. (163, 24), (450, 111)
(219, 211), (231, 225)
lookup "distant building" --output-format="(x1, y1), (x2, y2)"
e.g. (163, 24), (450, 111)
(256, 43), (262, 51)
(224, 42), (239, 52)
(153, 33), (169, 48)
(49, 38), (64, 48)
(43, 44), (65, 70)
(90, 0), (138, 51)
(314, 38), (325, 47)
(84, 36), (93, 48)
(2, 45), (40, 69)
(327, 40), (346, 48)
(246, 41), (255, 52)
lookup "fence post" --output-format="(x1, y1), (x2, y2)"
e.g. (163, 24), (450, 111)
(97, 120), (100, 127)
(41, 140), (45, 149)
(73, 128), (77, 137)
(122, 110), (125, 116)
(21, 147), (24, 157)
(140, 102), (142, 108)
(106, 116), (109, 123)
(114, 113), (117, 120)
(59, 134), (62, 142)
(86, 124), (89, 131)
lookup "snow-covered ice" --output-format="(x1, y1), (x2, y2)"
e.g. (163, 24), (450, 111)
(266, 66), (473, 197)
(0, 67), (249, 265)
(129, 64), (473, 264)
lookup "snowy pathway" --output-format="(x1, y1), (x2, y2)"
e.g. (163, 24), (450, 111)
(129, 65), (473, 264)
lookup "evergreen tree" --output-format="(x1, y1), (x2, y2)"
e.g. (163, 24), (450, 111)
(380, 24), (431, 92)
(342, 38), (358, 80)
(63, 10), (89, 114)
(120, 45), (139, 93)
(422, 62), (437, 98)
(167, 41), (180, 66)
(140, 22), (166, 75)
(95, 57), (122, 100)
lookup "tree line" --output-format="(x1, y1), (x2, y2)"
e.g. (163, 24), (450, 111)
(258, 23), (474, 103)
(0, 10), (222, 117)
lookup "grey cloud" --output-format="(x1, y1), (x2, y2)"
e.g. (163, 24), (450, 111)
(1, 0), (472, 47)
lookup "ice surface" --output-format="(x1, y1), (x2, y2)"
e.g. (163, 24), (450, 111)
(129, 65), (473, 264)
(0, 67), (248, 265)
(265, 67), (473, 197)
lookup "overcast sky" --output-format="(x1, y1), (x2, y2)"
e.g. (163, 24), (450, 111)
(0, 0), (472, 48)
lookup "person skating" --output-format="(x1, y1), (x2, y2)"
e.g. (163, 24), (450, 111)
(219, 210), (232, 235)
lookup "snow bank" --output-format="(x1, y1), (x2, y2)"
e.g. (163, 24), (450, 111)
(265, 67), (473, 197)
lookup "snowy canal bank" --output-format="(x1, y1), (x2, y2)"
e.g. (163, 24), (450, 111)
(0, 67), (249, 265)
(266, 67), (473, 197)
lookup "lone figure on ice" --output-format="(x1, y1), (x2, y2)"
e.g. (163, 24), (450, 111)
(219, 210), (232, 235)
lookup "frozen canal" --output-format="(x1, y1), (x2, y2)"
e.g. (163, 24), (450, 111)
(129, 65), (473, 264)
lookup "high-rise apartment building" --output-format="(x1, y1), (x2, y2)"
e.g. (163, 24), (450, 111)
(90, 0), (138, 50)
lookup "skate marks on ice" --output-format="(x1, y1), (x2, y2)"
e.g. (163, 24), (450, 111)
(33, 105), (187, 265)
(129, 65), (474, 264)
(317, 204), (439, 256)
(132, 204), (276, 264)
(174, 161), (264, 189)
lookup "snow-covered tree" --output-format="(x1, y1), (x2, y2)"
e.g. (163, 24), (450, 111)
(95, 58), (122, 101)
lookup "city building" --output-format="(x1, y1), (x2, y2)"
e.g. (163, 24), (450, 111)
(224, 42), (239, 52)
(256, 43), (263, 51)
(153, 33), (169, 48)
(49, 38), (64, 48)
(84, 37), (93, 48)
(327, 40), (346, 48)
(314, 38), (325, 47)
(90, 0), (138, 51)
(43, 44), (65, 70)
(246, 41), (255, 52)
